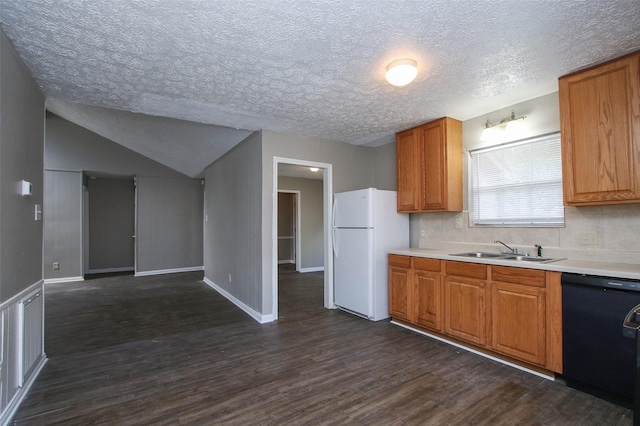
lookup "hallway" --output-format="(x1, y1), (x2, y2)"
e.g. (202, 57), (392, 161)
(12, 271), (632, 425)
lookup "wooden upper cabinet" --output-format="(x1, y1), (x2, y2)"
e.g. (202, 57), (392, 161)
(396, 127), (420, 211)
(559, 51), (640, 206)
(396, 117), (463, 212)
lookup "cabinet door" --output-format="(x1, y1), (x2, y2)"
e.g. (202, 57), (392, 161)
(414, 269), (442, 331)
(559, 52), (640, 205)
(388, 256), (412, 321)
(396, 128), (420, 212)
(444, 275), (487, 346)
(491, 282), (546, 366)
(418, 120), (446, 210)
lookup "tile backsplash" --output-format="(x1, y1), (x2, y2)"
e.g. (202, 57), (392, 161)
(418, 204), (640, 264)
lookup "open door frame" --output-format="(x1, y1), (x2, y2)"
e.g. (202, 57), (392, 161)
(277, 190), (301, 271)
(272, 156), (334, 321)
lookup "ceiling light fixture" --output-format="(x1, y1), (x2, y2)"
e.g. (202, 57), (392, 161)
(385, 58), (418, 87)
(480, 110), (527, 142)
(309, 167), (319, 172)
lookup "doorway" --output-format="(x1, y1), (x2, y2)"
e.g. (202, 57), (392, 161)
(272, 157), (333, 321)
(83, 173), (136, 276)
(277, 190), (300, 273)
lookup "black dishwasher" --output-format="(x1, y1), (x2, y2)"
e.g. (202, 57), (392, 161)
(562, 273), (640, 407)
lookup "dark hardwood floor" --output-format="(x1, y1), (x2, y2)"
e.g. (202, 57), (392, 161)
(12, 271), (633, 425)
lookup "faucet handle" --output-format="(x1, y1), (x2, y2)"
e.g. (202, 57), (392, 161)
(534, 244), (542, 257)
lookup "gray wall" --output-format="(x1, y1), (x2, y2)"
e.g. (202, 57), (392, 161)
(45, 114), (203, 276)
(87, 177), (135, 272)
(0, 29), (45, 301)
(46, 113), (185, 178)
(204, 132), (262, 312)
(278, 176), (324, 270)
(136, 176), (204, 273)
(372, 142), (397, 191)
(0, 28), (45, 411)
(43, 171), (83, 279)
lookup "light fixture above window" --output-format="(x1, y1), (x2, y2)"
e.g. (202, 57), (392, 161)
(309, 167), (319, 172)
(480, 110), (527, 142)
(385, 58), (418, 87)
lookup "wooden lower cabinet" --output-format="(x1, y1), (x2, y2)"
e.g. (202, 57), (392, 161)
(490, 266), (548, 366)
(388, 255), (443, 330)
(388, 256), (563, 373)
(413, 258), (443, 331)
(388, 255), (412, 321)
(491, 281), (546, 365)
(443, 261), (488, 346)
(444, 275), (488, 346)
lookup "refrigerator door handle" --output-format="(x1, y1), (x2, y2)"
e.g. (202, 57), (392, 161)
(332, 197), (338, 228)
(332, 227), (338, 257)
(331, 197), (338, 257)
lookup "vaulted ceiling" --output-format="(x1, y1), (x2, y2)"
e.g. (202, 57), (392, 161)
(1, 1), (639, 177)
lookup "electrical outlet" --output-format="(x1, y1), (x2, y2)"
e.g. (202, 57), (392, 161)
(420, 229), (426, 237)
(580, 232), (598, 245)
(53, 262), (60, 270)
(455, 217), (463, 229)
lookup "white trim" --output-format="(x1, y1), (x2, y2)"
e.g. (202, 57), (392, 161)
(278, 260), (295, 265)
(390, 321), (556, 381)
(44, 276), (84, 284)
(87, 267), (134, 274)
(134, 266), (204, 277)
(299, 266), (324, 273)
(203, 278), (275, 324)
(0, 280), (47, 426)
(0, 280), (44, 310)
(273, 157), (334, 323)
(16, 301), (24, 388)
(1, 355), (47, 426)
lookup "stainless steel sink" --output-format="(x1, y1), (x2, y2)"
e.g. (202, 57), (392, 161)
(501, 254), (563, 263)
(449, 252), (564, 263)
(449, 252), (504, 258)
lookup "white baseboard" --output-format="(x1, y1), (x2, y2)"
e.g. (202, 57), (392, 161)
(390, 321), (555, 381)
(1, 355), (47, 426)
(135, 266), (203, 277)
(44, 276), (84, 284)
(277, 260), (294, 265)
(299, 266), (324, 273)
(202, 277), (275, 324)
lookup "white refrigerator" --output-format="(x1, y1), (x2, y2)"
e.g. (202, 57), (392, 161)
(332, 188), (409, 321)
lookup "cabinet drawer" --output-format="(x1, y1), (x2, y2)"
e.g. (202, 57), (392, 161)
(492, 266), (546, 288)
(445, 261), (487, 280)
(414, 257), (441, 272)
(389, 254), (412, 268)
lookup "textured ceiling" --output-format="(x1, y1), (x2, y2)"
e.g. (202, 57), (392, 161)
(1, 1), (639, 176)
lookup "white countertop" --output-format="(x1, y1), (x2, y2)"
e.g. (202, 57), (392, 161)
(389, 247), (640, 281)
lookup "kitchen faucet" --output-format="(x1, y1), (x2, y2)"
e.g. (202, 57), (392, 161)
(494, 240), (517, 254)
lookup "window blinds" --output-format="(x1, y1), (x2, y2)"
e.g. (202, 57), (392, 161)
(470, 133), (564, 226)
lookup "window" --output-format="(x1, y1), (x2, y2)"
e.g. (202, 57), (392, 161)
(470, 132), (564, 226)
